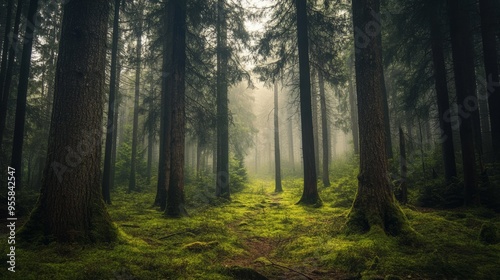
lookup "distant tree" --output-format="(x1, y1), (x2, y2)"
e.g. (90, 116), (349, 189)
(479, 0), (500, 162)
(0, 0), (14, 120)
(347, 59), (359, 155)
(318, 71), (330, 187)
(311, 70), (320, 176)
(155, 4), (170, 210)
(10, 0), (40, 190)
(347, 0), (409, 235)
(274, 79), (282, 192)
(216, 0), (230, 199)
(428, 1), (457, 182)
(128, 0), (145, 193)
(20, 0), (116, 243)
(102, 0), (122, 204)
(287, 107), (295, 171)
(0, 0), (23, 154)
(295, 0), (319, 205)
(447, 0), (479, 205)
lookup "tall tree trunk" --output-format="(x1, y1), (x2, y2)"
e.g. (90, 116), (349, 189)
(216, 0), (230, 199)
(295, 0), (319, 205)
(0, 0), (13, 99)
(0, 1), (7, 56)
(19, 0), (116, 244)
(165, 0), (187, 217)
(347, 0), (408, 235)
(155, 5), (171, 210)
(318, 71), (330, 187)
(196, 140), (202, 177)
(146, 81), (154, 185)
(429, 6), (457, 182)
(311, 70), (320, 176)
(479, 0), (500, 162)
(348, 71), (359, 155)
(10, 0), (39, 190)
(274, 80), (282, 192)
(0, 0), (22, 154)
(398, 127), (408, 204)
(110, 60), (121, 193)
(287, 107), (295, 172)
(102, 0), (121, 204)
(129, 9), (143, 193)
(381, 73), (392, 159)
(447, 0), (479, 205)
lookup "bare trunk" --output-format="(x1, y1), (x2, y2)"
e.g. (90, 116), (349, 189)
(0, 0), (22, 155)
(311, 70), (320, 176)
(318, 71), (330, 187)
(295, 0), (319, 205)
(287, 108), (295, 172)
(398, 127), (408, 204)
(348, 73), (359, 155)
(19, 0), (116, 243)
(274, 80), (282, 192)
(216, 0), (230, 199)
(347, 0), (408, 235)
(10, 0), (40, 190)
(429, 6), (457, 182)
(165, 0), (187, 217)
(447, 0), (479, 205)
(102, 0), (121, 204)
(479, 0), (500, 162)
(129, 10), (143, 193)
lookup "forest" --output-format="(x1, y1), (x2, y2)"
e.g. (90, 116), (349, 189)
(0, 0), (499, 279)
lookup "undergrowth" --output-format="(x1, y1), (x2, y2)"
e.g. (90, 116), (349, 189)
(0, 156), (499, 279)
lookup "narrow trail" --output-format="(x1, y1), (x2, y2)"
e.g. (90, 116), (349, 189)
(222, 190), (350, 280)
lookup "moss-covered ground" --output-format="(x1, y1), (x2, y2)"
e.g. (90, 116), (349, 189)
(1, 160), (500, 279)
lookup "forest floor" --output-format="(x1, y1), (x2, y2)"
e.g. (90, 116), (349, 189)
(1, 161), (500, 279)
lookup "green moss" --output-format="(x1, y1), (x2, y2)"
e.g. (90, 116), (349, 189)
(183, 241), (219, 252)
(479, 223), (498, 244)
(4, 158), (500, 279)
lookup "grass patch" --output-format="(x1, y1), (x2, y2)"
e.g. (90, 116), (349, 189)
(1, 158), (500, 279)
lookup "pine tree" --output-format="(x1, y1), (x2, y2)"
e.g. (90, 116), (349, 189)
(20, 0), (116, 243)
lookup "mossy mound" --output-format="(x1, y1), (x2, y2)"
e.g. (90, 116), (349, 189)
(183, 241), (219, 252)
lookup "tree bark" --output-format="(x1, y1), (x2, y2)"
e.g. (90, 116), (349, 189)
(165, 0), (187, 217)
(110, 60), (121, 193)
(398, 127), (408, 204)
(102, 0), (121, 204)
(348, 69), (359, 155)
(318, 71), (330, 187)
(155, 3), (171, 210)
(287, 107), (295, 172)
(295, 0), (319, 205)
(10, 0), (40, 190)
(0, 0), (22, 154)
(447, 0), (479, 205)
(19, 0), (116, 243)
(216, 0), (230, 199)
(347, 0), (408, 235)
(146, 80), (154, 185)
(0, 1), (7, 55)
(429, 7), (457, 182)
(311, 70), (320, 176)
(0, 0), (14, 105)
(129, 8), (143, 193)
(381, 75), (393, 159)
(274, 80), (282, 192)
(479, 0), (500, 162)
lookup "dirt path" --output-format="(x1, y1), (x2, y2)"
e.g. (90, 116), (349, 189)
(222, 192), (351, 280)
